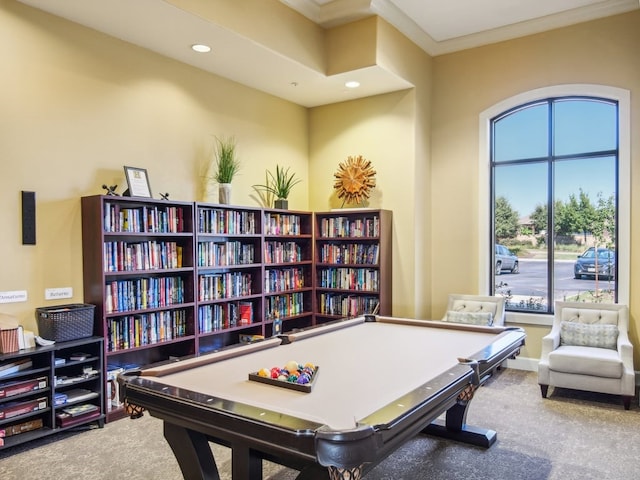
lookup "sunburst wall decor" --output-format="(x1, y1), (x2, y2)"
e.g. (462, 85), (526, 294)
(333, 155), (376, 206)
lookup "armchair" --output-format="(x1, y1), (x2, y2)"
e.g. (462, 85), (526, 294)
(538, 301), (634, 409)
(441, 294), (506, 326)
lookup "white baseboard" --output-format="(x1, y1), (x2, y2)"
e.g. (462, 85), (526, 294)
(503, 356), (539, 372)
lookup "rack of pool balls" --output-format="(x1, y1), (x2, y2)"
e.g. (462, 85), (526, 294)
(248, 360), (318, 392)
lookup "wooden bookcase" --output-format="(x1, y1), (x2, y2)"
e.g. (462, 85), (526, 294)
(263, 209), (314, 334)
(81, 197), (393, 420)
(313, 209), (392, 324)
(81, 195), (196, 421)
(194, 203), (264, 354)
(0, 337), (104, 449)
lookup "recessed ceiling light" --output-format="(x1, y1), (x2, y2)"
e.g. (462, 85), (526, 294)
(345, 81), (360, 89)
(191, 44), (211, 53)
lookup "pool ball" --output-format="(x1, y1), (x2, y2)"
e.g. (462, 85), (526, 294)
(285, 360), (299, 373)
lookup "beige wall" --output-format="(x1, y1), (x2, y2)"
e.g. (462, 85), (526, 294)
(0, 1), (308, 332)
(309, 16), (433, 318)
(308, 90), (416, 317)
(430, 11), (640, 364)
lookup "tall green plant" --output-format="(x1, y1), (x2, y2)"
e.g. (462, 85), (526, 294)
(253, 165), (301, 200)
(213, 135), (240, 183)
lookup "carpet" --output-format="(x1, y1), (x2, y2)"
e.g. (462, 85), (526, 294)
(1, 369), (639, 480)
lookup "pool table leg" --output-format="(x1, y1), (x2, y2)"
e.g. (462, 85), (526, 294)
(232, 444), (262, 479)
(163, 422), (221, 480)
(421, 385), (497, 448)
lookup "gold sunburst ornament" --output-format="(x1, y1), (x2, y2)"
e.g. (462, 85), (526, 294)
(333, 155), (376, 206)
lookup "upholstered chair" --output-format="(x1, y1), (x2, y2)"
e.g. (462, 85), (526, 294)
(538, 301), (634, 409)
(441, 294), (506, 327)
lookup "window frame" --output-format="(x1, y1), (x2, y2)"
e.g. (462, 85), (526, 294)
(478, 85), (630, 326)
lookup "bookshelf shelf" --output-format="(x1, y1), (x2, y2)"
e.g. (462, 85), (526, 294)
(313, 210), (392, 323)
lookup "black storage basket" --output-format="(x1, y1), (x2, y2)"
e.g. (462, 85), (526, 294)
(35, 303), (95, 342)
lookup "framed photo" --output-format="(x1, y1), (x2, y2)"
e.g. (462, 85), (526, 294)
(123, 166), (152, 198)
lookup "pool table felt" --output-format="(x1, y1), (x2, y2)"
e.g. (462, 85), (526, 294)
(138, 317), (508, 430)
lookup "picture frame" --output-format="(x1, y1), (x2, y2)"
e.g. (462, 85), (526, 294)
(123, 166), (152, 198)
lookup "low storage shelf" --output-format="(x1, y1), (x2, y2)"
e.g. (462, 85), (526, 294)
(0, 337), (105, 450)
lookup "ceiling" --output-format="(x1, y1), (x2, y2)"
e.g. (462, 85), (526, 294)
(16, 0), (640, 107)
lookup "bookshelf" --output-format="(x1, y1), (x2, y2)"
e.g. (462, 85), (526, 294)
(195, 203), (264, 353)
(81, 197), (392, 420)
(313, 209), (392, 323)
(81, 195), (196, 421)
(263, 209), (314, 334)
(0, 337), (104, 450)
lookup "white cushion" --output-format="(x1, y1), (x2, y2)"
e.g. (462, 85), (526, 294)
(560, 321), (618, 350)
(444, 310), (493, 326)
(548, 345), (622, 378)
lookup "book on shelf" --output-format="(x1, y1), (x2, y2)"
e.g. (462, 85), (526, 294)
(0, 376), (47, 399)
(69, 353), (89, 361)
(0, 397), (47, 420)
(239, 302), (253, 326)
(64, 388), (98, 403)
(56, 408), (101, 427)
(62, 403), (99, 417)
(0, 358), (33, 379)
(0, 418), (44, 438)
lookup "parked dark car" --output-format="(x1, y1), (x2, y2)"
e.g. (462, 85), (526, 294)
(574, 247), (616, 280)
(495, 244), (519, 275)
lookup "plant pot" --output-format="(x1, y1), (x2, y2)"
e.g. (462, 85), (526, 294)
(219, 183), (232, 204)
(274, 198), (288, 210)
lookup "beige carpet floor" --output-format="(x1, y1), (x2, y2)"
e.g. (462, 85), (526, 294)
(1, 369), (639, 480)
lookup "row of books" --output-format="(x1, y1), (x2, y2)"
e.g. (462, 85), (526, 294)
(103, 241), (184, 272)
(104, 276), (185, 314)
(106, 310), (188, 352)
(264, 213), (304, 236)
(197, 241), (256, 267)
(318, 243), (380, 265)
(198, 302), (253, 333)
(317, 267), (379, 291)
(198, 272), (253, 301)
(264, 292), (306, 320)
(198, 208), (257, 235)
(317, 293), (380, 316)
(264, 241), (304, 264)
(318, 216), (380, 239)
(103, 203), (187, 233)
(264, 267), (306, 293)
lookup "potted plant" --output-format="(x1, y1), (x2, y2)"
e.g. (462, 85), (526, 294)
(253, 165), (301, 209)
(211, 135), (240, 204)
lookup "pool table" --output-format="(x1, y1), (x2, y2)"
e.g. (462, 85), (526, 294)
(120, 315), (525, 480)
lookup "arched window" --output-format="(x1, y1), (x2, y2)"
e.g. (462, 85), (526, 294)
(479, 86), (629, 319)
